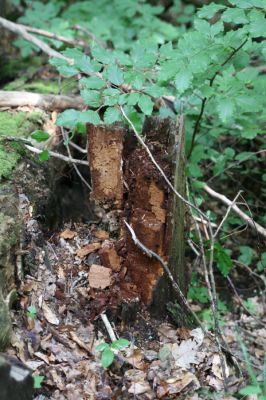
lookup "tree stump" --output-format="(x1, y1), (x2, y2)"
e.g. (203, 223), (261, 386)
(88, 116), (188, 319)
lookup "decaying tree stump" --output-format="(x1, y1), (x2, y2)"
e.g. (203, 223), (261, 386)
(88, 116), (188, 318)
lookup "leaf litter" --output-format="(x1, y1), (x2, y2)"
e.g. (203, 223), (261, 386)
(6, 191), (266, 399)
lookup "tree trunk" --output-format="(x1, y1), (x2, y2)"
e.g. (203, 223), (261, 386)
(88, 116), (188, 319)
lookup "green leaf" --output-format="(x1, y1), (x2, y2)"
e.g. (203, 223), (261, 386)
(248, 9), (266, 38)
(80, 89), (101, 107)
(101, 348), (115, 368)
(49, 58), (79, 77)
(96, 342), (109, 352)
(31, 130), (50, 142)
(256, 252), (266, 271)
(239, 385), (262, 395)
(33, 375), (45, 389)
(229, 0), (265, 8)
(106, 65), (124, 86)
(111, 338), (130, 350)
(80, 76), (106, 89)
(138, 95), (154, 115)
(39, 150), (50, 162)
(212, 243), (233, 277)
(175, 70), (193, 93)
(198, 4), (226, 19)
(104, 107), (122, 124)
(222, 8), (248, 24)
(126, 93), (140, 106)
(56, 109), (80, 127)
(216, 99), (235, 122)
(238, 246), (254, 265)
(79, 110), (101, 125)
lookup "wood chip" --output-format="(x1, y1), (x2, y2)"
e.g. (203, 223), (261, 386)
(88, 264), (112, 289)
(60, 228), (76, 239)
(76, 242), (101, 258)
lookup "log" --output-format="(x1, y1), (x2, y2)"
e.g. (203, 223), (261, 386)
(0, 91), (84, 111)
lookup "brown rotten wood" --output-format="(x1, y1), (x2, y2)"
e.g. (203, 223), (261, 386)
(87, 117), (188, 318)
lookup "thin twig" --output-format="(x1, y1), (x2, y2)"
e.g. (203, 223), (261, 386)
(227, 276), (266, 327)
(214, 191), (242, 238)
(19, 23), (87, 47)
(100, 313), (117, 342)
(187, 39), (248, 159)
(69, 140), (88, 154)
(25, 144), (88, 165)
(60, 127), (91, 190)
(204, 184), (266, 240)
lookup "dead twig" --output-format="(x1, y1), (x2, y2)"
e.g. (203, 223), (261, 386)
(60, 127), (91, 190)
(0, 17), (69, 60)
(203, 184), (266, 240)
(100, 313), (117, 342)
(19, 23), (87, 48)
(25, 144), (88, 166)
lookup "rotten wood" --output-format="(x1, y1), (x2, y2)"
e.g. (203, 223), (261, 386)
(87, 117), (187, 317)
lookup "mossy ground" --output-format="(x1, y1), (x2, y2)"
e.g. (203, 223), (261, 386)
(0, 110), (45, 179)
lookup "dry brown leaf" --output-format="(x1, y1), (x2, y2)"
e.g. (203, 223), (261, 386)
(69, 331), (92, 354)
(88, 264), (112, 289)
(99, 240), (121, 272)
(34, 351), (50, 364)
(42, 302), (59, 325)
(128, 381), (152, 395)
(76, 243), (101, 258)
(60, 228), (76, 239)
(94, 229), (109, 240)
(125, 348), (146, 370)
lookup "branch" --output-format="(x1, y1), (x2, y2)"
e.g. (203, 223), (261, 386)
(0, 91), (84, 111)
(0, 17), (69, 60)
(25, 144), (88, 166)
(19, 23), (86, 48)
(203, 184), (266, 240)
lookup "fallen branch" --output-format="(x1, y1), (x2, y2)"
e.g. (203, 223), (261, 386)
(0, 91), (84, 111)
(203, 184), (266, 240)
(0, 17), (68, 60)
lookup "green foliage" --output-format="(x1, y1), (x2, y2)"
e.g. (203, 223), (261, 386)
(31, 130), (50, 142)
(0, 144), (20, 179)
(96, 338), (130, 368)
(33, 375), (45, 389)
(27, 305), (37, 319)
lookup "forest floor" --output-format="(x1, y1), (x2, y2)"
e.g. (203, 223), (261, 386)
(6, 186), (266, 400)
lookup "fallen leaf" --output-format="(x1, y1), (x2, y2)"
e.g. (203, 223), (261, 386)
(42, 302), (59, 325)
(94, 230), (109, 240)
(88, 264), (112, 289)
(60, 228), (76, 239)
(76, 243), (101, 258)
(128, 381), (151, 395)
(172, 340), (197, 369)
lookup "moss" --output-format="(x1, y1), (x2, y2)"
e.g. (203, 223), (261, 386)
(4, 77), (77, 95)
(0, 110), (46, 179)
(0, 144), (20, 179)
(0, 111), (45, 137)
